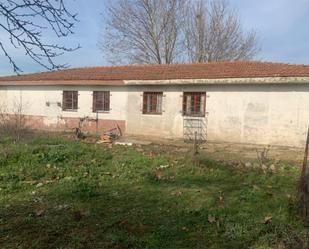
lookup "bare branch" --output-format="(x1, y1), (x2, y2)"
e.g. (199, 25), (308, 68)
(100, 0), (260, 65)
(99, 0), (187, 65)
(185, 0), (260, 63)
(0, 0), (79, 74)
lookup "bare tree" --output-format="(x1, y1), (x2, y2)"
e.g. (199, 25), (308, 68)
(100, 0), (260, 64)
(0, 0), (79, 74)
(100, 0), (186, 65)
(185, 0), (260, 62)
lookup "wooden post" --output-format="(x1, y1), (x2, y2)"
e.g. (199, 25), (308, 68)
(302, 125), (309, 177)
(299, 125), (309, 223)
(96, 111), (99, 139)
(193, 131), (198, 155)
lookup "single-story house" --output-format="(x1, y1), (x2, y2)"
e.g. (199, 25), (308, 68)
(1, 61), (309, 147)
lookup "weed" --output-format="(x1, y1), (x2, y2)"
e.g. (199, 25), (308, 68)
(0, 137), (307, 249)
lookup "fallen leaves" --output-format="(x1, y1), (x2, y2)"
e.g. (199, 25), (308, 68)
(218, 196), (224, 205)
(263, 215), (272, 224)
(34, 208), (45, 217)
(208, 214), (216, 224)
(182, 226), (189, 232)
(171, 190), (183, 197)
(154, 169), (175, 182)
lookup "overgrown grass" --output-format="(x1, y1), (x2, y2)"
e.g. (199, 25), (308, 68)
(0, 137), (306, 249)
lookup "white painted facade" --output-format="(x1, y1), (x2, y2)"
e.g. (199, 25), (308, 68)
(1, 82), (309, 147)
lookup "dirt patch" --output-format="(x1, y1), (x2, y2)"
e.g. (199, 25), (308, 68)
(200, 142), (303, 163)
(121, 135), (304, 163)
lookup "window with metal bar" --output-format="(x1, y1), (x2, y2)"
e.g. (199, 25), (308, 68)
(183, 92), (206, 117)
(62, 91), (78, 111)
(143, 92), (163, 115)
(93, 91), (110, 112)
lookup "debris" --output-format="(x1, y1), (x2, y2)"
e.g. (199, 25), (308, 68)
(97, 134), (112, 144)
(157, 165), (170, 169)
(36, 182), (43, 188)
(245, 162), (252, 168)
(115, 142), (133, 146)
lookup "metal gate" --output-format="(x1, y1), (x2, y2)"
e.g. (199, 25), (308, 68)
(183, 117), (207, 143)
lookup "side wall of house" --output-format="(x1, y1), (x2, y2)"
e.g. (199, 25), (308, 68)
(1, 84), (309, 147)
(0, 85), (128, 134)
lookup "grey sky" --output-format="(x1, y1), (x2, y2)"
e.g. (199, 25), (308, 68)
(0, 0), (309, 75)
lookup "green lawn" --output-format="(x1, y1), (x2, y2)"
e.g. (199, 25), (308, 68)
(0, 137), (307, 249)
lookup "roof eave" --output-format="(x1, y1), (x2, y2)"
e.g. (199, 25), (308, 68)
(124, 77), (309, 85)
(1, 77), (309, 86)
(0, 80), (124, 86)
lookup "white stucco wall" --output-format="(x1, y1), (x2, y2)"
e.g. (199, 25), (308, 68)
(124, 84), (309, 147)
(0, 85), (128, 122)
(1, 83), (309, 147)
(0, 87), (7, 110)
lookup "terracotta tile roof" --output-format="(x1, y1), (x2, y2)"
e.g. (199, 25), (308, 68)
(1, 61), (309, 85)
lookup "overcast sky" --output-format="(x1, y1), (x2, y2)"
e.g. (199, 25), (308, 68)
(0, 0), (309, 76)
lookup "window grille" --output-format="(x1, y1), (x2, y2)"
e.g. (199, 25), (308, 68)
(93, 91), (110, 112)
(183, 92), (206, 117)
(62, 91), (78, 111)
(142, 92), (163, 114)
